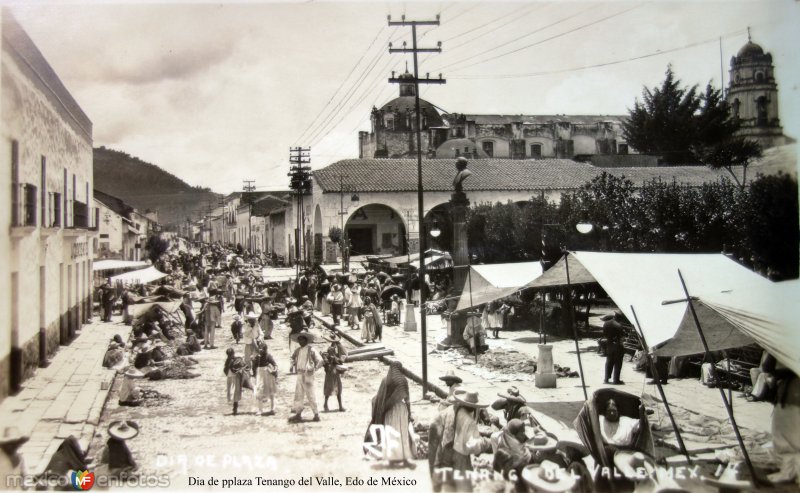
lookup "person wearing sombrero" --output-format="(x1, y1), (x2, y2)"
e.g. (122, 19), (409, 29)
(327, 284), (345, 327)
(201, 287), (222, 349)
(364, 360), (415, 468)
(102, 421), (139, 474)
(288, 332), (322, 423)
(242, 312), (263, 365)
(495, 387), (545, 431)
(322, 333), (348, 412)
(437, 370), (463, 410)
(118, 368), (145, 407)
(428, 389), (493, 491)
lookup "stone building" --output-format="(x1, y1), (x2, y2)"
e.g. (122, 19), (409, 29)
(94, 189), (140, 260)
(726, 34), (791, 148)
(1, 9), (95, 399)
(358, 69), (633, 162)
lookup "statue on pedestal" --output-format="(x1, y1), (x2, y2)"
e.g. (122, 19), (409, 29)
(452, 156), (473, 192)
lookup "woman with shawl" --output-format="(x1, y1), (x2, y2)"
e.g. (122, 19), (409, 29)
(364, 360), (414, 468)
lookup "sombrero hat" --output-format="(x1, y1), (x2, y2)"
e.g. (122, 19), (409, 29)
(290, 331), (316, 343)
(108, 420), (140, 441)
(522, 461), (577, 493)
(245, 311), (259, 320)
(526, 431), (558, 451)
(122, 368), (145, 379)
(701, 462), (752, 490)
(453, 389), (490, 409)
(0, 427), (29, 454)
(439, 370), (462, 385)
(614, 450), (657, 480)
(498, 386), (527, 405)
(324, 333), (341, 343)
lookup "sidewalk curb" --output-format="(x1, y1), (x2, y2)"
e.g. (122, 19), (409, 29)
(314, 315), (449, 400)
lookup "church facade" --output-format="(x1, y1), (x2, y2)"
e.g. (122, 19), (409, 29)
(726, 35), (790, 149)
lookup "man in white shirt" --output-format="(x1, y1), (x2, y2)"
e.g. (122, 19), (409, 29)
(288, 333), (322, 423)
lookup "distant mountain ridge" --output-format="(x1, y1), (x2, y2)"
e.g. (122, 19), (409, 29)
(93, 146), (220, 227)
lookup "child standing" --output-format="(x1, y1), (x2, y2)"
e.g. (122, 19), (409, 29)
(230, 315), (243, 343)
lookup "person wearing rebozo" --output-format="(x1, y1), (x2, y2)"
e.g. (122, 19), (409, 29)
(600, 398), (639, 449)
(364, 360), (415, 469)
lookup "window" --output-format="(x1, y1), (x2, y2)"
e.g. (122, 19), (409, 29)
(482, 141), (494, 157)
(73, 200), (88, 228)
(618, 143), (629, 155)
(41, 157), (46, 227)
(23, 184), (37, 226)
(756, 96), (768, 126)
(11, 140), (20, 226)
(530, 143), (542, 159)
(385, 116), (395, 130)
(732, 99), (740, 120)
(755, 72), (764, 83)
(53, 192), (61, 226)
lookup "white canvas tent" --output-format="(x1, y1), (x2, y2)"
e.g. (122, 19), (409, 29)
(683, 278), (800, 376)
(93, 260), (148, 272)
(521, 252), (783, 362)
(456, 262), (543, 311)
(109, 266), (167, 285)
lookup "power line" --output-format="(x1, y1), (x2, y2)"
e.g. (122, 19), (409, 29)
(294, 25), (387, 146)
(306, 31), (395, 146)
(444, 2), (535, 45)
(449, 28), (748, 80)
(443, 4), (644, 74)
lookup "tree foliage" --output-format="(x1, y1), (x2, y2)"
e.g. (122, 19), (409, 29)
(465, 171), (798, 280)
(145, 235), (170, 264)
(623, 66), (761, 185)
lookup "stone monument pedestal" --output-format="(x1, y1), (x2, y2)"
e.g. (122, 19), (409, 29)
(403, 304), (417, 332)
(535, 344), (558, 388)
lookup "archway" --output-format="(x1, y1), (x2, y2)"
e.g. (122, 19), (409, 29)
(423, 202), (454, 254)
(313, 204), (323, 264)
(345, 203), (407, 257)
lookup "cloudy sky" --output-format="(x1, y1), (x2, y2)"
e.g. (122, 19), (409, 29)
(8, 0), (800, 194)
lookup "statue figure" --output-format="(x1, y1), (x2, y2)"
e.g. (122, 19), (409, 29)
(453, 157), (473, 192)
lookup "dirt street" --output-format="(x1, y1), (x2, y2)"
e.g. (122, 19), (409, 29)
(88, 308), (438, 492)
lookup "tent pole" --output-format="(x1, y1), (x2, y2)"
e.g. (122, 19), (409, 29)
(565, 252), (588, 401)
(629, 305), (692, 465)
(677, 269), (759, 484)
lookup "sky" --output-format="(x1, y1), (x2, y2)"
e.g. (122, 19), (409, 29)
(7, 0), (800, 194)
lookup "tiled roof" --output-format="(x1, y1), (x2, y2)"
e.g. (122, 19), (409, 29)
(312, 158), (767, 193)
(451, 114), (628, 126)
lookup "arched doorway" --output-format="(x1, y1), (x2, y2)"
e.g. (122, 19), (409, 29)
(424, 202), (453, 254)
(345, 204), (407, 257)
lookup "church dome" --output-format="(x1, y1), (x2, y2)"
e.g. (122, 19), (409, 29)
(379, 96), (445, 127)
(737, 41), (764, 58)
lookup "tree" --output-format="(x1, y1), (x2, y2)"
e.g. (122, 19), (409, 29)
(623, 66), (761, 182)
(145, 235), (170, 264)
(623, 66), (700, 164)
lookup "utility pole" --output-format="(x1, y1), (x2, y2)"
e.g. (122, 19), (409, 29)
(289, 147), (312, 278)
(388, 14), (445, 397)
(242, 180), (256, 253)
(336, 174), (349, 273)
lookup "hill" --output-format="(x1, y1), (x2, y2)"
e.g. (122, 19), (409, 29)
(93, 146), (220, 227)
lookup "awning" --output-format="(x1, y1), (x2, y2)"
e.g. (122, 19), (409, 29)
(262, 267), (296, 283)
(319, 263), (367, 275)
(110, 266), (167, 285)
(406, 253), (453, 270)
(456, 262), (543, 311)
(671, 278), (800, 376)
(522, 255), (596, 289)
(93, 260), (148, 272)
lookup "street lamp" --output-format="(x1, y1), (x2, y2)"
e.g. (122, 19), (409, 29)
(429, 220), (441, 239)
(575, 222), (593, 235)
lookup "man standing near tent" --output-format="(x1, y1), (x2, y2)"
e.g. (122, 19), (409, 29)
(603, 312), (625, 385)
